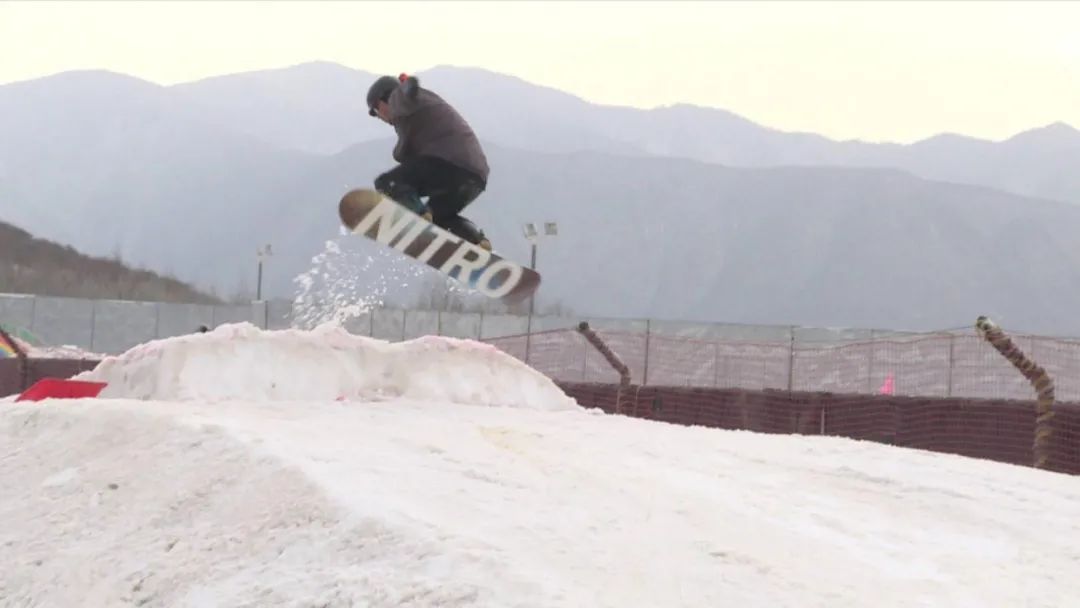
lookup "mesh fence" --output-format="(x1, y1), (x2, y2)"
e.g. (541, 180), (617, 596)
(485, 325), (1080, 474)
(557, 383), (1080, 475)
(3, 323), (1077, 474)
(485, 328), (1080, 403)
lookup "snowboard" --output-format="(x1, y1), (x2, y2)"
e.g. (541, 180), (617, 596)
(338, 188), (541, 303)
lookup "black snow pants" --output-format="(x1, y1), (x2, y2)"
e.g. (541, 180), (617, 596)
(374, 156), (488, 245)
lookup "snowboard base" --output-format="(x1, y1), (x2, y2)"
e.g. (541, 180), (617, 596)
(338, 188), (540, 303)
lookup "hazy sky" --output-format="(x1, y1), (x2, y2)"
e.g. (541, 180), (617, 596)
(2, 0), (1077, 143)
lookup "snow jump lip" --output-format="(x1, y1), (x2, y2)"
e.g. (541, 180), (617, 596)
(67, 322), (581, 411)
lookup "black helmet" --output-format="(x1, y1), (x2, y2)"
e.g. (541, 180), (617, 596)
(366, 75), (399, 116)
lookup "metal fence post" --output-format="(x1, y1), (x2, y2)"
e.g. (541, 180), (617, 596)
(786, 326), (795, 393)
(946, 334), (955, 397)
(867, 329), (876, 394)
(642, 318), (651, 386)
(713, 341), (720, 387)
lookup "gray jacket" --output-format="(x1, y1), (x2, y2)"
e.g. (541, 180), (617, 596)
(387, 78), (489, 182)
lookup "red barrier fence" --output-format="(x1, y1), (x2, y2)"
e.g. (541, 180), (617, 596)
(558, 382), (1080, 476)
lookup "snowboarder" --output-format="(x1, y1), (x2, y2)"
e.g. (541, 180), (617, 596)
(367, 73), (492, 250)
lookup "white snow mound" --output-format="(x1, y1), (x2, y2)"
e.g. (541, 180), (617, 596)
(1, 403), (381, 607)
(4, 398), (1080, 607)
(74, 322), (580, 410)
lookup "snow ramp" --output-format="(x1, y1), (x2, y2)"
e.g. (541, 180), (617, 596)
(3, 323), (1080, 607)
(71, 322), (580, 409)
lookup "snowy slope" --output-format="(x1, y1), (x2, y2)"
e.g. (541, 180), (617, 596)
(2, 324), (1079, 607)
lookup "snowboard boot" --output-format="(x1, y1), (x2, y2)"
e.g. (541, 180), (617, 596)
(397, 191), (428, 217)
(374, 176), (429, 217)
(439, 215), (491, 250)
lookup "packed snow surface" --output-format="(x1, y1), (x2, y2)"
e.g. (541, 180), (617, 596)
(3, 324), (1080, 607)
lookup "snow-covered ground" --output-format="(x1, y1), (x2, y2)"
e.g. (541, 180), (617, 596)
(2, 323), (1079, 607)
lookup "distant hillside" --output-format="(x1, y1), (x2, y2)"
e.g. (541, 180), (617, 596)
(0, 220), (220, 303)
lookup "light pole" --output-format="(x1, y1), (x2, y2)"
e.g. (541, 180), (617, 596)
(522, 222), (557, 363)
(256, 244), (273, 301)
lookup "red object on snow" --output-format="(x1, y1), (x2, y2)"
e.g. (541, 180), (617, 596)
(15, 378), (108, 402)
(879, 373), (895, 395)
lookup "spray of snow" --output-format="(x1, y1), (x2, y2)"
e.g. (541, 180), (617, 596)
(73, 322), (579, 410)
(290, 231), (427, 330)
(3, 323), (1080, 606)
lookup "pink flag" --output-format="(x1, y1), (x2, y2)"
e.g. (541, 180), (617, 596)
(879, 373), (895, 395)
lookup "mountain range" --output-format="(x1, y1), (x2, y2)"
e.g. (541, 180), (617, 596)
(2, 61), (1079, 335)
(166, 62), (1080, 206)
